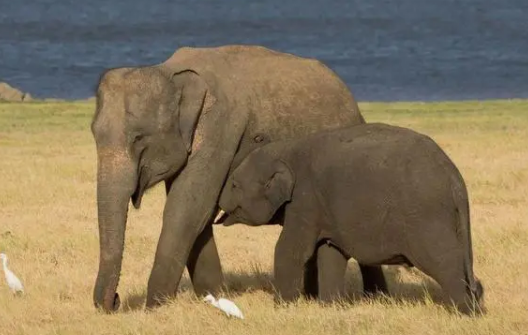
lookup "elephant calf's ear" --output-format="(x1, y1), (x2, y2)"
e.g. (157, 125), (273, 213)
(172, 71), (208, 152)
(265, 160), (295, 209)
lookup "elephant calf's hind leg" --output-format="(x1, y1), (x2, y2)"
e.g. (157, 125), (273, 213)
(359, 264), (388, 297)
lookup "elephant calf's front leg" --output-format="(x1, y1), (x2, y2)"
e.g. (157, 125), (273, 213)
(273, 219), (319, 303)
(317, 243), (348, 302)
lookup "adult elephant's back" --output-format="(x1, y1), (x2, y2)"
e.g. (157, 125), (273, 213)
(159, 45), (364, 141)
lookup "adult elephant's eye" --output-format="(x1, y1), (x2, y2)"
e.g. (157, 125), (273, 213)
(133, 134), (145, 143)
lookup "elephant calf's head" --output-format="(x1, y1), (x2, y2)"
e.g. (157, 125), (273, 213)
(218, 148), (295, 226)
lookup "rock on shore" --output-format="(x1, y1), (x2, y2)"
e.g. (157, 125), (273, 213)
(0, 82), (32, 102)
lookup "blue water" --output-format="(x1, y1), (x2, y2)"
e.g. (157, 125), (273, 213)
(1, 0), (527, 101)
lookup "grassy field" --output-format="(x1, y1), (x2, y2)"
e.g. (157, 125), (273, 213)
(0, 99), (527, 335)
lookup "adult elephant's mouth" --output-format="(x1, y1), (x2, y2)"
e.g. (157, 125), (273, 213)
(131, 179), (147, 209)
(132, 167), (172, 209)
(131, 167), (150, 209)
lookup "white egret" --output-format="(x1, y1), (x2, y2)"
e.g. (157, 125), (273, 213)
(204, 294), (244, 319)
(0, 253), (24, 295)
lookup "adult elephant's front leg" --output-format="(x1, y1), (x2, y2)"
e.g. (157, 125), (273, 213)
(146, 107), (246, 309)
(147, 169), (223, 308)
(148, 168), (230, 308)
(163, 179), (223, 298)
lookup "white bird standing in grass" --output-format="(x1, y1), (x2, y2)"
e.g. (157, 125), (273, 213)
(0, 253), (24, 295)
(204, 294), (244, 319)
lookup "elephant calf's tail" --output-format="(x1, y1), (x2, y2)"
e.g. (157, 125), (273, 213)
(451, 169), (485, 314)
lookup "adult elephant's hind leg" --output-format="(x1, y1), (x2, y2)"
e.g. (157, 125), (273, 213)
(359, 264), (388, 297)
(186, 223), (224, 296)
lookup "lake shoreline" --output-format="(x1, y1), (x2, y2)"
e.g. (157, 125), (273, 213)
(2, 97), (527, 105)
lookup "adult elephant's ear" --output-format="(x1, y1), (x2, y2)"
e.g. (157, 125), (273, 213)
(172, 70), (209, 152)
(266, 160), (295, 210)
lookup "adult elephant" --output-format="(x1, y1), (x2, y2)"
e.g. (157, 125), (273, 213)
(91, 45), (386, 313)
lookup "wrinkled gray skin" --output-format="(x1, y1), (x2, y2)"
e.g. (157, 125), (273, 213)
(90, 45), (387, 313)
(218, 123), (485, 315)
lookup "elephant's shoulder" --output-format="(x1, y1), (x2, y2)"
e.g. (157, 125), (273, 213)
(166, 45), (310, 66)
(162, 47), (210, 69)
(167, 45), (273, 59)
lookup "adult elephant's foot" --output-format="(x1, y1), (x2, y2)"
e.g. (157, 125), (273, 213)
(145, 256), (182, 309)
(145, 226), (225, 309)
(145, 291), (166, 309)
(359, 264), (389, 297)
(145, 277), (178, 309)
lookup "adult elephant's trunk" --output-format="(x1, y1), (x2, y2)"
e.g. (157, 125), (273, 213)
(93, 151), (137, 313)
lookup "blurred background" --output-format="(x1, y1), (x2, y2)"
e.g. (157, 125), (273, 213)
(1, 0), (527, 101)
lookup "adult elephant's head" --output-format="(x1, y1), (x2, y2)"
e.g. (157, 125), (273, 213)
(90, 67), (208, 313)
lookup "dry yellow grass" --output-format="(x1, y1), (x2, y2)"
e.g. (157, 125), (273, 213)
(0, 99), (527, 335)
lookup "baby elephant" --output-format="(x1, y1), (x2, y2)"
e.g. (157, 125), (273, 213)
(218, 123), (484, 315)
